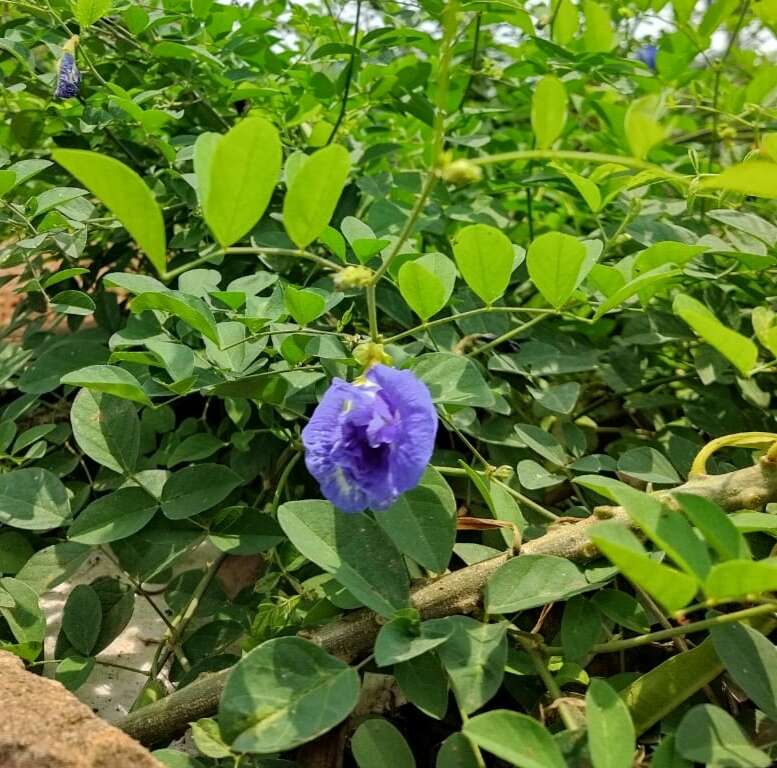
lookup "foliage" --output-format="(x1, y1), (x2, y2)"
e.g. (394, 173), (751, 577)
(1, 0), (777, 765)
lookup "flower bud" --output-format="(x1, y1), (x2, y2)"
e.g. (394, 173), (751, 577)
(440, 158), (483, 186)
(54, 36), (81, 100)
(353, 341), (392, 369)
(333, 265), (373, 291)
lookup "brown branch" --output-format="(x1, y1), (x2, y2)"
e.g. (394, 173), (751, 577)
(118, 459), (777, 746)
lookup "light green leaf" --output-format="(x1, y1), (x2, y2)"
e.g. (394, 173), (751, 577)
(278, 500), (410, 617)
(752, 307), (777, 357)
(463, 710), (565, 768)
(284, 285), (326, 326)
(283, 144), (351, 248)
(625, 95), (666, 160)
(583, 0), (614, 52)
(527, 232), (591, 309)
(673, 293), (758, 375)
(61, 365), (152, 406)
(589, 521), (698, 612)
(52, 149), (166, 275)
(130, 291), (220, 344)
(674, 493), (750, 561)
(699, 160), (777, 199)
(203, 118), (281, 247)
(593, 265), (679, 319)
(74, 0), (112, 27)
(531, 75), (567, 149)
(398, 253), (456, 321)
(55, 655), (95, 691)
(586, 678), (636, 768)
(374, 616), (452, 667)
(218, 637), (360, 753)
(452, 224), (514, 305)
(704, 558), (777, 600)
(193, 132), (221, 207)
(0, 577), (45, 656)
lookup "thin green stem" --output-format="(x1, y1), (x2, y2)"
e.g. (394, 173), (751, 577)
(162, 246), (341, 282)
(543, 603), (777, 656)
(384, 306), (552, 344)
(467, 313), (550, 357)
(272, 451), (302, 514)
(366, 283), (380, 341)
(517, 635), (581, 730)
(470, 149), (688, 182)
(327, 0), (361, 144)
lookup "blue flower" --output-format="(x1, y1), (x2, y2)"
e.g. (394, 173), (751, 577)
(55, 37), (81, 100)
(302, 364), (438, 513)
(636, 44), (658, 72)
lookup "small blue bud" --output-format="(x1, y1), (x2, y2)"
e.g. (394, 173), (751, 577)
(635, 44), (658, 72)
(54, 37), (81, 100)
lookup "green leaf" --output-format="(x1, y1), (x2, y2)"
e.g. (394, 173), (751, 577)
(699, 160), (777, 199)
(409, 353), (494, 407)
(161, 464), (242, 520)
(589, 521), (698, 612)
(374, 616), (452, 667)
(620, 638), (721, 735)
(651, 735), (692, 768)
(278, 500), (410, 617)
(553, 0), (578, 44)
(352, 719), (416, 768)
(55, 654), (95, 691)
(527, 232), (591, 309)
(62, 583), (102, 656)
(207, 508), (284, 555)
(168, 433), (223, 467)
(586, 678), (636, 768)
(52, 149), (166, 275)
(284, 285), (326, 326)
(485, 554), (589, 613)
(130, 291), (220, 344)
(69, 487), (158, 544)
(283, 144), (351, 248)
(0, 468), (70, 531)
(376, 467), (457, 572)
(673, 293), (758, 375)
(398, 253), (456, 321)
(463, 710), (566, 768)
(675, 704), (770, 767)
(193, 132), (221, 207)
(218, 636), (360, 753)
(674, 493), (750, 561)
(203, 118), (282, 247)
(15, 542), (91, 594)
(625, 95), (666, 160)
(0, 577), (45, 657)
(593, 265), (679, 319)
(74, 0), (112, 27)
(452, 224), (514, 305)
(394, 651), (449, 720)
(436, 733), (481, 768)
(592, 589), (651, 634)
(711, 621), (777, 721)
(514, 423), (568, 465)
(704, 559), (777, 600)
(61, 365), (151, 406)
(531, 75), (567, 149)
(50, 290), (95, 316)
(0, 532), (34, 575)
(561, 596), (602, 660)
(752, 307), (777, 357)
(190, 718), (232, 759)
(427, 616), (507, 715)
(70, 389), (140, 475)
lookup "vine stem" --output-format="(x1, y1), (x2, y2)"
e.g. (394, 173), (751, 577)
(467, 312), (550, 357)
(327, 0), (361, 144)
